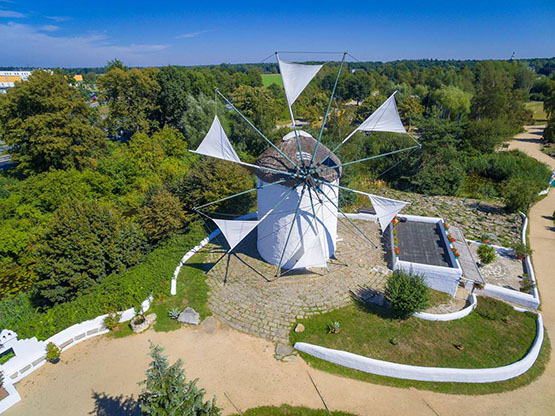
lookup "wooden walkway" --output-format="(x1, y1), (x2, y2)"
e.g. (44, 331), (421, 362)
(451, 226), (485, 284)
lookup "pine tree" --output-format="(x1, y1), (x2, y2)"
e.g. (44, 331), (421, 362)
(138, 343), (221, 416)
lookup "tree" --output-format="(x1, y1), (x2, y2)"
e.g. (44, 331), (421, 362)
(139, 189), (186, 243)
(0, 70), (105, 175)
(98, 67), (161, 137)
(431, 85), (471, 119)
(34, 200), (147, 306)
(174, 158), (255, 221)
(385, 270), (430, 320)
(157, 66), (191, 129)
(463, 119), (515, 154)
(139, 342), (221, 416)
(502, 178), (538, 213)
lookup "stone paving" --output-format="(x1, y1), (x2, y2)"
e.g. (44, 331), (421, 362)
(204, 219), (390, 342)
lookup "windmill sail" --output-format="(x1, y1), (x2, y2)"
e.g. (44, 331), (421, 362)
(212, 218), (260, 251)
(357, 92), (406, 134)
(191, 115), (241, 163)
(278, 59), (323, 105)
(368, 194), (408, 231)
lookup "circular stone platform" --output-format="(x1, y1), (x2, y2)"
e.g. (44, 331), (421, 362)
(203, 218), (390, 342)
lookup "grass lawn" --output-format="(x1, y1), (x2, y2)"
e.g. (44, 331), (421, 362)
(291, 297), (550, 394)
(525, 101), (548, 124)
(109, 252), (212, 338)
(262, 74), (283, 87)
(234, 405), (357, 416)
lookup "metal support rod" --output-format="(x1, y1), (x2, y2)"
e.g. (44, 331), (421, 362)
(313, 178), (411, 205)
(313, 183), (378, 249)
(313, 145), (420, 175)
(193, 178), (287, 211)
(215, 89), (300, 171)
(310, 52), (347, 169)
(306, 186), (329, 271)
(276, 52), (306, 172)
(275, 183), (307, 275)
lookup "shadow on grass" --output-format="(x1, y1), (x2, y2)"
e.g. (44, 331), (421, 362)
(89, 392), (140, 416)
(350, 289), (395, 320)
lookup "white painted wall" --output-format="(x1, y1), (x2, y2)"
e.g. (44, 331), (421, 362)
(295, 312), (544, 383)
(257, 179), (338, 269)
(414, 294), (477, 321)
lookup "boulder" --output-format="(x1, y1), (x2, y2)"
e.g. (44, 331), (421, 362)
(178, 307), (200, 325)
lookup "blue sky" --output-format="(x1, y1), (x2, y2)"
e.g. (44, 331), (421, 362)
(0, 0), (553, 67)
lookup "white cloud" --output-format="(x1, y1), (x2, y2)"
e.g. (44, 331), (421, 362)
(0, 22), (170, 67)
(0, 9), (26, 18)
(45, 16), (72, 22)
(175, 30), (212, 39)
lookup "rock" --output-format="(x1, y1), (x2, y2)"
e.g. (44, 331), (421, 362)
(200, 316), (218, 333)
(275, 343), (294, 356)
(281, 354), (297, 362)
(294, 324), (305, 333)
(130, 313), (156, 334)
(178, 307), (200, 325)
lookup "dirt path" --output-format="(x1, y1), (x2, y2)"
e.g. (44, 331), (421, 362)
(6, 127), (555, 416)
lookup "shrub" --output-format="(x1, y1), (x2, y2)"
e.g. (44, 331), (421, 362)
(139, 342), (221, 415)
(385, 270), (430, 319)
(168, 308), (180, 320)
(327, 321), (341, 334)
(477, 244), (496, 264)
(475, 297), (513, 320)
(45, 342), (61, 362)
(511, 241), (533, 259)
(103, 312), (122, 330)
(520, 278), (536, 293)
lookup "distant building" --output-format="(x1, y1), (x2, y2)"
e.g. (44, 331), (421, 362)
(0, 70), (83, 93)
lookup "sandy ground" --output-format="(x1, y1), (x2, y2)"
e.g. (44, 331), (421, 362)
(6, 126), (555, 416)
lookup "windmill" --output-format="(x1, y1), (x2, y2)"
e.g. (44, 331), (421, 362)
(191, 52), (420, 277)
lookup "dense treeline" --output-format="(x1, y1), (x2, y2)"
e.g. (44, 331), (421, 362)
(0, 56), (552, 315)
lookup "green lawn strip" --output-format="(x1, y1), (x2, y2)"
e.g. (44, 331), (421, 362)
(292, 300), (536, 368)
(262, 74), (283, 87)
(429, 289), (452, 307)
(525, 101), (548, 124)
(297, 333), (550, 395)
(234, 405), (357, 416)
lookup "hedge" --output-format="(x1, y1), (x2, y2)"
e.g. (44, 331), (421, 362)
(0, 223), (207, 340)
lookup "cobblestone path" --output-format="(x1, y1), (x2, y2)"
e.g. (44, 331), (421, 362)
(205, 219), (390, 342)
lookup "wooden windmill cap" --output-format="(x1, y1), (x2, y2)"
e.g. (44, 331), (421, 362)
(255, 130), (342, 186)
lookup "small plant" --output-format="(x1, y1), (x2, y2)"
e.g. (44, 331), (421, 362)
(394, 246), (400, 256)
(520, 278), (536, 293)
(45, 342), (61, 363)
(133, 304), (146, 325)
(327, 321), (341, 334)
(103, 311), (122, 331)
(473, 282), (485, 290)
(385, 270), (430, 320)
(447, 234), (455, 243)
(443, 222), (449, 230)
(477, 244), (496, 264)
(454, 343), (464, 350)
(511, 242), (533, 260)
(389, 337), (399, 345)
(168, 308), (180, 320)
(480, 233), (490, 244)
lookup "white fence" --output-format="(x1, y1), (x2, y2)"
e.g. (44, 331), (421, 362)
(295, 311), (544, 383)
(414, 293), (477, 321)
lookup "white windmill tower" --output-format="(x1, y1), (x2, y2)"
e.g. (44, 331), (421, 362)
(191, 52), (420, 276)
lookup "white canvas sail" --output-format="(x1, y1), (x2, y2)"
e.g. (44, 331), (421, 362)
(357, 92), (407, 134)
(212, 218), (260, 251)
(368, 194), (408, 231)
(191, 115), (241, 163)
(278, 59), (323, 105)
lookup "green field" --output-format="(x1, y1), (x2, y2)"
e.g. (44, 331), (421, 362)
(262, 73), (283, 87)
(525, 101), (548, 124)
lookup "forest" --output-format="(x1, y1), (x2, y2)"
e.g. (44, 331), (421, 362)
(0, 57), (553, 336)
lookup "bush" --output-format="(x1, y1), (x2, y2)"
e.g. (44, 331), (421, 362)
(0, 224), (207, 340)
(45, 342), (61, 362)
(477, 244), (496, 264)
(103, 312), (122, 330)
(385, 270), (430, 319)
(511, 241), (533, 259)
(475, 296), (513, 320)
